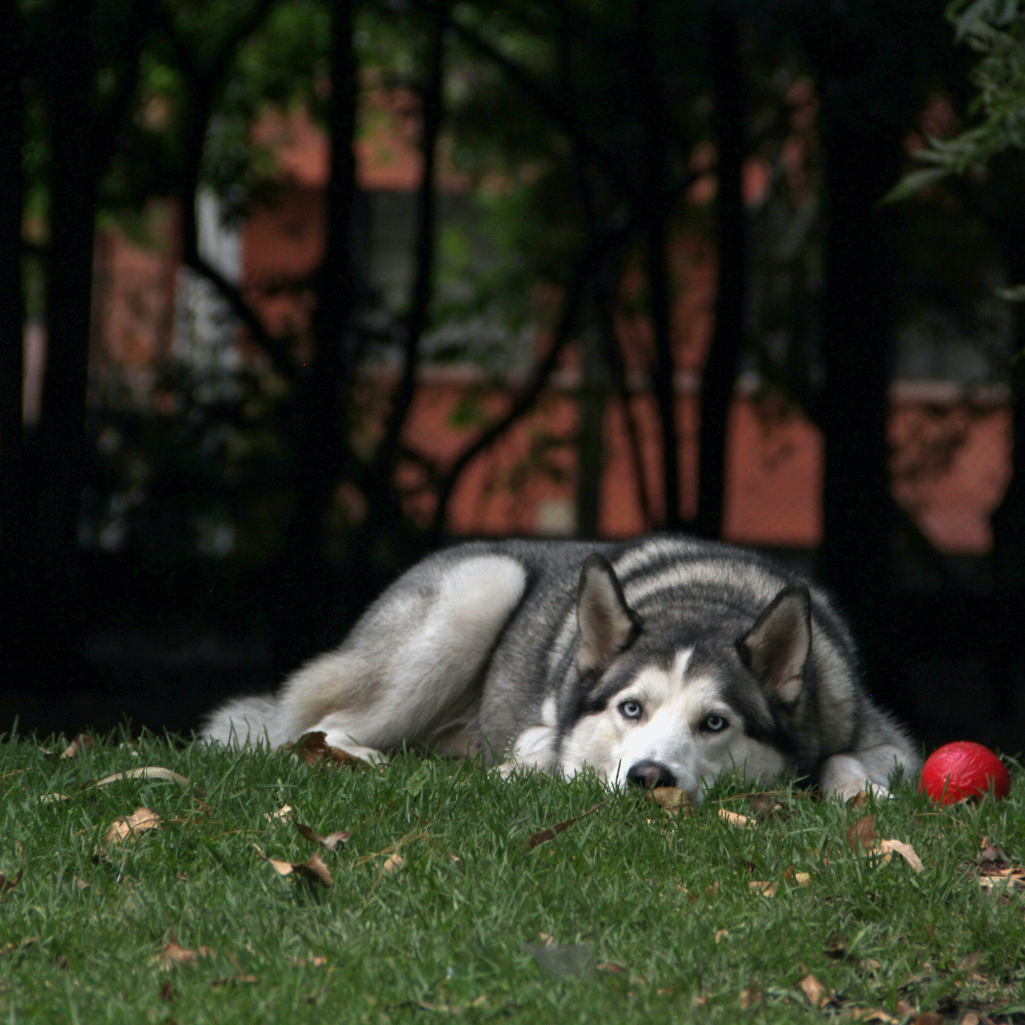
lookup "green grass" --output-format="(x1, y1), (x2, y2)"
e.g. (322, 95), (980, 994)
(1, 731), (1024, 1024)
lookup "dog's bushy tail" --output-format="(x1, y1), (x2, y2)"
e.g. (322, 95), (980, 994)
(200, 694), (283, 748)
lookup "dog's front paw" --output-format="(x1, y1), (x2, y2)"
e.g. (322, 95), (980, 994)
(820, 754), (892, 801)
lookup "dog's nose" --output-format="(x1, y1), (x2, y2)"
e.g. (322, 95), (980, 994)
(626, 760), (677, 789)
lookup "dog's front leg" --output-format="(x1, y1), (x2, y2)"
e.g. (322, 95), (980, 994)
(820, 744), (913, 800)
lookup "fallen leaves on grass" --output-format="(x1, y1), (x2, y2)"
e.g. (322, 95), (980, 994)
(739, 985), (763, 1009)
(596, 961), (627, 974)
(98, 807), (160, 855)
(847, 814), (878, 852)
(60, 734), (94, 759)
(784, 867), (812, 886)
(714, 929), (729, 943)
(0, 850), (23, 895)
(42, 766), (200, 805)
(846, 815), (924, 872)
(747, 794), (783, 819)
(254, 846), (333, 887)
(646, 786), (691, 816)
(290, 956), (328, 967)
(844, 1010), (898, 1023)
(528, 801), (607, 848)
(382, 853), (403, 874)
(155, 937), (215, 968)
(977, 865), (1025, 892)
(295, 822), (351, 850)
(748, 880), (778, 897)
(417, 996), (487, 1013)
(284, 732), (374, 769)
(799, 973), (827, 1007)
(718, 809), (752, 827)
(873, 838), (925, 873)
(265, 805), (292, 823)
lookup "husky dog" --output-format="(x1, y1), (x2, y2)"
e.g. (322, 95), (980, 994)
(203, 536), (918, 802)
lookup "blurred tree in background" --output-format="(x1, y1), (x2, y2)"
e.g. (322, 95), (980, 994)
(0, 0), (1023, 740)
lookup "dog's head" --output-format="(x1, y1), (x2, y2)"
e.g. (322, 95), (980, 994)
(557, 554), (813, 803)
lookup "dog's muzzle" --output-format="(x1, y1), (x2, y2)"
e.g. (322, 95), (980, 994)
(625, 760), (677, 789)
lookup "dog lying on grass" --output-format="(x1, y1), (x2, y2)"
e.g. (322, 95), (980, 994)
(203, 535), (918, 803)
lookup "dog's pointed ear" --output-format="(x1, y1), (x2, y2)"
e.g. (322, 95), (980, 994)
(577, 554), (640, 676)
(737, 583), (811, 705)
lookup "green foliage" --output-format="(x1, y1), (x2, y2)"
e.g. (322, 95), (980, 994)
(2, 736), (1025, 1022)
(887, 0), (1025, 201)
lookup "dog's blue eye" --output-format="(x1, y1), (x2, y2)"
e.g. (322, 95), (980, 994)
(702, 714), (728, 732)
(619, 700), (643, 720)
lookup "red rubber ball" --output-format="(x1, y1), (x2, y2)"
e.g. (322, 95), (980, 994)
(919, 741), (1010, 804)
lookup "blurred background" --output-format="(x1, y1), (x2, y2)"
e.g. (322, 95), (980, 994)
(2, 0), (1024, 752)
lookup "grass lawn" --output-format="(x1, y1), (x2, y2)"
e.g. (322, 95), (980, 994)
(1, 731), (1023, 1024)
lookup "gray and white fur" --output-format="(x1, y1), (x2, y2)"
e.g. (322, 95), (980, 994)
(203, 535), (918, 802)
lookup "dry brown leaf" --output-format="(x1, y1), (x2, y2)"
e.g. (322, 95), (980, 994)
(714, 929), (729, 943)
(60, 734), (94, 759)
(255, 847), (333, 886)
(784, 867), (812, 886)
(0, 867), (22, 895)
(872, 838), (924, 873)
(646, 786), (692, 816)
(73, 877), (89, 890)
(382, 853), (403, 874)
(295, 822), (351, 850)
(847, 814), (877, 853)
(748, 880), (778, 897)
(596, 961), (627, 974)
(104, 807), (161, 848)
(718, 809), (751, 827)
(528, 801), (607, 848)
(799, 973), (826, 1007)
(265, 805), (292, 823)
(960, 1013), (980, 1025)
(538, 932), (555, 946)
(847, 790), (870, 810)
(284, 731), (374, 769)
(747, 793), (781, 818)
(739, 986), (763, 1009)
(911, 1015), (943, 1025)
(977, 865), (1025, 892)
(89, 767), (194, 790)
(155, 937), (214, 968)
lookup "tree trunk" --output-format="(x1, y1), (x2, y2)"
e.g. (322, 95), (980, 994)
(275, 0), (359, 669)
(696, 8), (747, 540)
(816, 122), (902, 709)
(990, 205), (1025, 721)
(576, 315), (607, 539)
(635, 0), (681, 530)
(30, 0), (99, 691)
(0, 0), (24, 557)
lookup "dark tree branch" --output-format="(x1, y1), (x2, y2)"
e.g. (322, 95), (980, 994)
(182, 251), (295, 380)
(439, 5), (638, 200)
(156, 0), (292, 380)
(428, 210), (635, 536)
(369, 0), (448, 504)
(429, 254), (590, 537)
